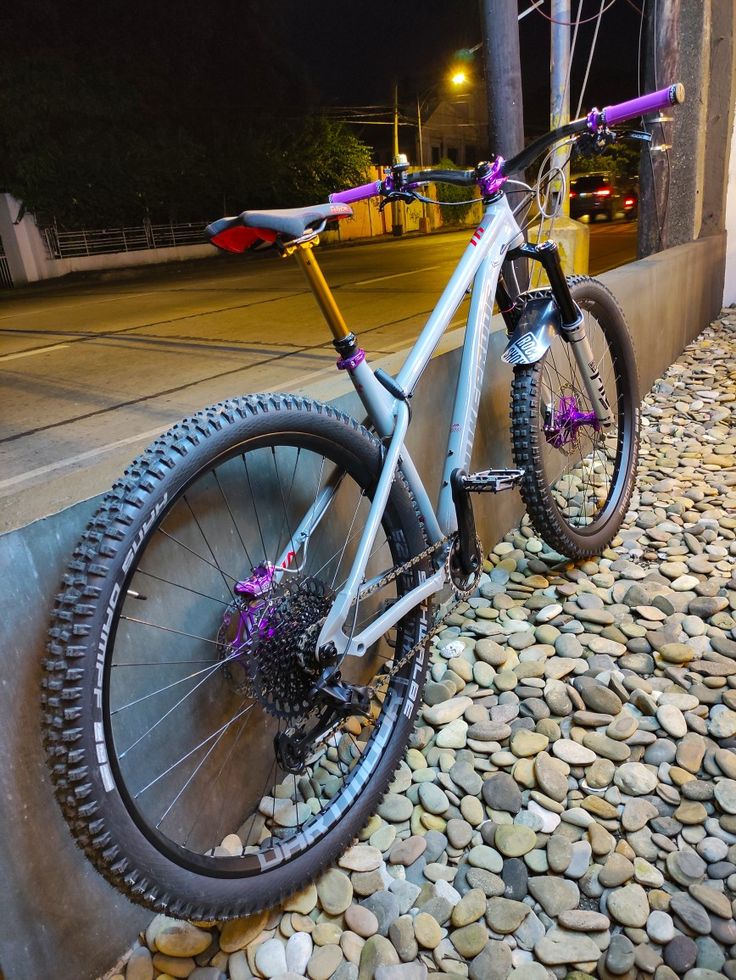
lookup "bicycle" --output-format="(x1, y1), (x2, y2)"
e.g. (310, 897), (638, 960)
(42, 84), (684, 920)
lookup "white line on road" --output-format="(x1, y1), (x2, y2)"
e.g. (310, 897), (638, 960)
(352, 265), (441, 286)
(1, 315), (476, 494)
(0, 343), (70, 362)
(0, 424), (170, 492)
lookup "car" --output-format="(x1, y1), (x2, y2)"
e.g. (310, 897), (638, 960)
(621, 184), (638, 221)
(569, 172), (636, 222)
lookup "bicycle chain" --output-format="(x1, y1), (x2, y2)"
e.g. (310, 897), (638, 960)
(246, 532), (481, 710)
(378, 534), (482, 683)
(300, 532), (482, 685)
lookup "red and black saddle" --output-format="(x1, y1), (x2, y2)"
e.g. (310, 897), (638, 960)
(206, 202), (353, 253)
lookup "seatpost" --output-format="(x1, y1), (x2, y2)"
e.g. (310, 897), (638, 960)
(291, 241), (351, 341)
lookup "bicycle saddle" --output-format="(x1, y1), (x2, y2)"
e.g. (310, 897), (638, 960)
(206, 202), (353, 253)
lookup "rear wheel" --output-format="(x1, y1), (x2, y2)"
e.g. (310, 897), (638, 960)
(42, 395), (431, 919)
(511, 277), (639, 559)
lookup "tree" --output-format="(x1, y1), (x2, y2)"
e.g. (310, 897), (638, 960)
(569, 141), (641, 185)
(0, 1), (370, 228)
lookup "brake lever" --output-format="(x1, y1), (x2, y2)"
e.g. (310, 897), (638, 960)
(573, 128), (616, 158)
(378, 190), (418, 212)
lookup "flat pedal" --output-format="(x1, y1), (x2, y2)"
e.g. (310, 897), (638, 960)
(460, 468), (524, 493)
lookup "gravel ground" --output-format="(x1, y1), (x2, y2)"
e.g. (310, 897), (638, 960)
(111, 310), (736, 980)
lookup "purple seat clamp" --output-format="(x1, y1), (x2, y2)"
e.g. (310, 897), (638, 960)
(336, 348), (366, 371)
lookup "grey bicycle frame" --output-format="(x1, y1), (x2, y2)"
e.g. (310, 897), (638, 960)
(266, 194), (520, 661)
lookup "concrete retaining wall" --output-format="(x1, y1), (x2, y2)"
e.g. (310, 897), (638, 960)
(0, 232), (725, 980)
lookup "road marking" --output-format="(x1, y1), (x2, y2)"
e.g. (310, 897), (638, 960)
(1, 315), (475, 494)
(0, 343), (70, 362)
(0, 425), (170, 492)
(352, 265), (441, 286)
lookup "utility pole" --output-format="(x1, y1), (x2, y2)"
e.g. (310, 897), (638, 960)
(480, 0), (525, 164)
(392, 80), (403, 236)
(638, 0), (679, 257)
(479, 0), (526, 286)
(550, 0), (571, 216)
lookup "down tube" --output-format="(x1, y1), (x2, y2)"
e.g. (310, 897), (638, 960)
(436, 245), (506, 535)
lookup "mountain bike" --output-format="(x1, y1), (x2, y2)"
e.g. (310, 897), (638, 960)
(42, 84), (684, 920)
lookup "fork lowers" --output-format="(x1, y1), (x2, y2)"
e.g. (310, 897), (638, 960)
(507, 241), (613, 427)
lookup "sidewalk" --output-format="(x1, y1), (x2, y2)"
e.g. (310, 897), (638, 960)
(107, 312), (736, 979)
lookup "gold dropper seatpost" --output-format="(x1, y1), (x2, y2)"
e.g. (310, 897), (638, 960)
(290, 240), (351, 341)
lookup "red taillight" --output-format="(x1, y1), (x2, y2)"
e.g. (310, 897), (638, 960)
(624, 197), (635, 207)
(594, 188), (611, 197)
(569, 190), (577, 198)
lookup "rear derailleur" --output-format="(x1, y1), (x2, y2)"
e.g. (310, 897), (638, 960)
(274, 673), (372, 774)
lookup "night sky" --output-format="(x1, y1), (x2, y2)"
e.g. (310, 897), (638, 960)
(281, 1), (644, 135)
(2, 0), (644, 142)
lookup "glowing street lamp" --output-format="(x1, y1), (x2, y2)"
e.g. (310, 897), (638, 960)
(416, 69), (471, 167)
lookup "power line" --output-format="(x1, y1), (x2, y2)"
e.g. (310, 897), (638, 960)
(574, 0), (608, 117)
(533, 0), (618, 26)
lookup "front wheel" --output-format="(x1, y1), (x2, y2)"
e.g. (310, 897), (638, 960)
(42, 395), (431, 920)
(511, 277), (639, 559)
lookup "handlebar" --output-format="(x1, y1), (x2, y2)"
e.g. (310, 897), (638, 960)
(595, 83), (685, 128)
(329, 180), (383, 205)
(329, 83), (684, 204)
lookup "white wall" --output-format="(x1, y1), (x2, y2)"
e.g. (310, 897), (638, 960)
(724, 112), (736, 306)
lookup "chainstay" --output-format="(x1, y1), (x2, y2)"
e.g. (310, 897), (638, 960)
(300, 534), (452, 646)
(291, 532), (477, 686)
(380, 534), (480, 682)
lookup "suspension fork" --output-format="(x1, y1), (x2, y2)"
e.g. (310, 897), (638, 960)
(508, 241), (613, 427)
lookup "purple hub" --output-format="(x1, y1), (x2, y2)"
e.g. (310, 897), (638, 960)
(223, 600), (275, 653)
(228, 564), (279, 648)
(544, 395), (599, 449)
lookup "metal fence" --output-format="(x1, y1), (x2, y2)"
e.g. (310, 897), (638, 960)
(43, 220), (207, 259)
(0, 236), (12, 288)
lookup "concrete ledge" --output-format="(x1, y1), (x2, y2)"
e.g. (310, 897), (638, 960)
(0, 231), (725, 980)
(44, 243), (214, 278)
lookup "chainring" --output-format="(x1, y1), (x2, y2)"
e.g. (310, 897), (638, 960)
(447, 535), (482, 599)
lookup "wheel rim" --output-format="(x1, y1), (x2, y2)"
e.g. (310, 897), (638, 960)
(534, 302), (632, 535)
(104, 436), (420, 875)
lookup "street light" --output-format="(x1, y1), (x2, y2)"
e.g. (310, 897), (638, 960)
(416, 69), (471, 168)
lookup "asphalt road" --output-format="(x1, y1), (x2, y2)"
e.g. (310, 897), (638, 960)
(587, 217), (638, 275)
(0, 221), (636, 531)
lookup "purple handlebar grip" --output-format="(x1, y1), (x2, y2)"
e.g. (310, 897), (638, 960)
(603, 83), (684, 127)
(329, 181), (382, 205)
